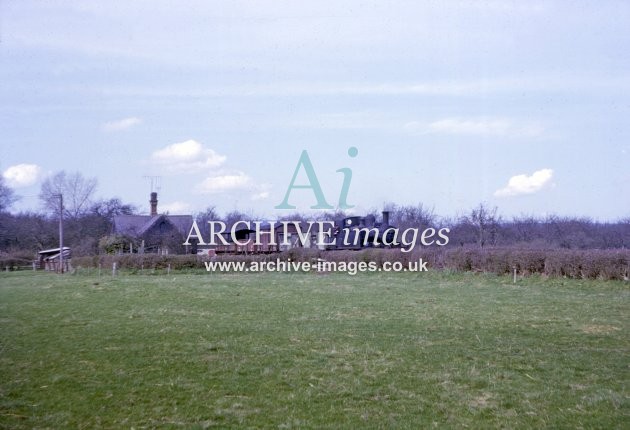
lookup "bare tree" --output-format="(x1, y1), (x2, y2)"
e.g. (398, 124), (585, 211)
(0, 177), (18, 213)
(39, 171), (97, 219)
(223, 210), (255, 228)
(511, 215), (540, 243)
(90, 198), (136, 221)
(195, 206), (220, 236)
(469, 203), (499, 247)
(384, 202), (435, 229)
(443, 213), (476, 246)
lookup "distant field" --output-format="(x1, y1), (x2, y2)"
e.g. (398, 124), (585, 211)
(0, 271), (628, 428)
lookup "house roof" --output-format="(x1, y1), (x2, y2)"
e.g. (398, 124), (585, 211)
(113, 214), (193, 237)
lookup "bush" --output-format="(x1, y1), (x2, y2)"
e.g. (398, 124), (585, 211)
(439, 247), (628, 280)
(544, 250), (582, 278)
(72, 254), (200, 271)
(580, 250), (629, 280)
(508, 250), (546, 275)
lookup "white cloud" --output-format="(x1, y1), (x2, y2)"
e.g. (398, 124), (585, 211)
(102, 116), (142, 132)
(195, 172), (252, 194)
(150, 140), (226, 173)
(405, 117), (543, 137)
(159, 201), (192, 214)
(494, 169), (553, 197)
(251, 190), (270, 201)
(2, 163), (42, 187)
(195, 172), (270, 199)
(250, 183), (272, 201)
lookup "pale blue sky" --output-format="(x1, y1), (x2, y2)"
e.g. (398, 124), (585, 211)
(1, 1), (628, 220)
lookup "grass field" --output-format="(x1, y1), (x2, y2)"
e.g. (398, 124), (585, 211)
(0, 270), (628, 429)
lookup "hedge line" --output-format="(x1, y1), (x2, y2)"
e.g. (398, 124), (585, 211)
(67, 247), (630, 281)
(0, 251), (36, 270)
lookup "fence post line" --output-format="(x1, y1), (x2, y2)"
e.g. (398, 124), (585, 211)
(112, 262), (117, 276)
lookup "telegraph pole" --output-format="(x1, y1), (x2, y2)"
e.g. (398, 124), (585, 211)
(57, 194), (64, 274)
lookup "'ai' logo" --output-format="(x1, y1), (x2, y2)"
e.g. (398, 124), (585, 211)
(275, 147), (358, 210)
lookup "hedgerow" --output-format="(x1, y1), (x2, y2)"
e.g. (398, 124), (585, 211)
(68, 247), (630, 280)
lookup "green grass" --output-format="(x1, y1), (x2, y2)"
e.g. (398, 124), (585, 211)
(0, 271), (628, 429)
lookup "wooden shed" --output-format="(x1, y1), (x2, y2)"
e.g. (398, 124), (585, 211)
(38, 247), (71, 272)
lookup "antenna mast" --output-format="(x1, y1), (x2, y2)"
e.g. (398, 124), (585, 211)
(143, 176), (162, 193)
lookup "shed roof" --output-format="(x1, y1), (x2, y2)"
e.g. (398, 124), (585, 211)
(38, 246), (71, 256)
(38, 247), (71, 261)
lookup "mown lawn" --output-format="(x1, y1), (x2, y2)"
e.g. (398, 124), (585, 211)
(0, 271), (628, 429)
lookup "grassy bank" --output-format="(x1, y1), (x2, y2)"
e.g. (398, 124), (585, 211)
(1, 271), (628, 428)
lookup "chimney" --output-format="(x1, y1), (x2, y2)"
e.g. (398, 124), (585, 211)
(382, 211), (390, 226)
(150, 192), (158, 216)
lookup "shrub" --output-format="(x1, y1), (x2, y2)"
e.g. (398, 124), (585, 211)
(508, 250), (546, 275)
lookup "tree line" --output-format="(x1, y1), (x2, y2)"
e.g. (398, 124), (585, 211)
(0, 171), (628, 257)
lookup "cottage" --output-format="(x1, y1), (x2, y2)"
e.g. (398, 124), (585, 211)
(113, 193), (193, 254)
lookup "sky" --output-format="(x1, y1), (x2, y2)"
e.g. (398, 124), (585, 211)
(1, 1), (629, 221)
